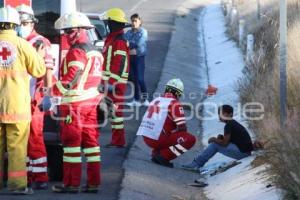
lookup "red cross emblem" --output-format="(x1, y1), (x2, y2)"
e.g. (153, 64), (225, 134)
(0, 41), (16, 67)
(147, 101), (160, 118)
(0, 47), (11, 61)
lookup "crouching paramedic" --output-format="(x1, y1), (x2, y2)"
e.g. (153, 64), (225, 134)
(48, 12), (103, 193)
(16, 4), (55, 190)
(137, 79), (196, 168)
(0, 6), (46, 194)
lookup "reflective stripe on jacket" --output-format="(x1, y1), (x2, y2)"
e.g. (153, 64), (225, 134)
(102, 29), (130, 85)
(53, 45), (103, 104)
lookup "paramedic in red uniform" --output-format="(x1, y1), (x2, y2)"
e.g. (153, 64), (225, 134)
(16, 4), (54, 190)
(137, 79), (196, 168)
(100, 8), (130, 148)
(50, 12), (103, 193)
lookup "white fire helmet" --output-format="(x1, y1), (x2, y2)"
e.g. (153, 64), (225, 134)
(16, 4), (34, 15)
(0, 6), (20, 25)
(55, 12), (94, 30)
(166, 78), (184, 95)
(16, 4), (37, 23)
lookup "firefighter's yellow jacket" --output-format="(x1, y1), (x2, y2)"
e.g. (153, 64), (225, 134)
(0, 30), (46, 123)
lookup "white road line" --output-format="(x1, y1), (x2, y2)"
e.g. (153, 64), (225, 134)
(130, 0), (148, 12)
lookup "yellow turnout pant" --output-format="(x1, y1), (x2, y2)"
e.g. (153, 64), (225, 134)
(0, 122), (30, 190)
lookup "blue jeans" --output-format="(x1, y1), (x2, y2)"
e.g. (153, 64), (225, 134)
(194, 143), (250, 168)
(130, 55), (147, 101)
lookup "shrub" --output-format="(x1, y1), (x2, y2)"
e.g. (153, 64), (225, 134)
(225, 0), (300, 198)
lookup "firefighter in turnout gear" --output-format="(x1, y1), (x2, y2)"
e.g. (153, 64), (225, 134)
(137, 79), (196, 168)
(51, 12), (103, 193)
(16, 4), (55, 190)
(100, 8), (130, 148)
(0, 6), (46, 195)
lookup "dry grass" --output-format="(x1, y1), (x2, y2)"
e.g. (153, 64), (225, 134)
(223, 0), (300, 199)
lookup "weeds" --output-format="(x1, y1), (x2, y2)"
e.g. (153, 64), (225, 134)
(224, 0), (300, 198)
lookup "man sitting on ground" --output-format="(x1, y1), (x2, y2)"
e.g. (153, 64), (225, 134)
(182, 104), (253, 170)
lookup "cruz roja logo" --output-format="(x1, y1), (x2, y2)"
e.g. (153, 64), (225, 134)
(0, 41), (17, 67)
(147, 101), (160, 118)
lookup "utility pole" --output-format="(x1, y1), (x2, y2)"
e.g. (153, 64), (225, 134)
(61, 0), (76, 16)
(279, 0), (287, 127)
(257, 0), (261, 20)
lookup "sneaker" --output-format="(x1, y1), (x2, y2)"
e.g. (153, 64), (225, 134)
(35, 182), (48, 190)
(126, 100), (141, 107)
(52, 185), (79, 193)
(151, 154), (174, 168)
(81, 185), (98, 193)
(12, 187), (34, 195)
(104, 143), (126, 148)
(181, 161), (200, 172)
(188, 178), (208, 187)
(141, 100), (150, 106)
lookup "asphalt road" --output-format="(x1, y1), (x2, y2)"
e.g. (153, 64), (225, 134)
(0, 0), (183, 199)
(91, 1), (183, 199)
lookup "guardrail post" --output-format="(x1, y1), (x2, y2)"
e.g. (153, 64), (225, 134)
(239, 19), (245, 46)
(230, 8), (238, 26)
(61, 0), (76, 16)
(246, 34), (254, 63)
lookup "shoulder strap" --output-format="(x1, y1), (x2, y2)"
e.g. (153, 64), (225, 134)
(113, 33), (126, 42)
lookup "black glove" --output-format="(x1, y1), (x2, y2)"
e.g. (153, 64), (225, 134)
(104, 96), (113, 106)
(39, 96), (52, 111)
(98, 84), (105, 93)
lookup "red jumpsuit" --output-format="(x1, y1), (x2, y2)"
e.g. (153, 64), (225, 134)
(141, 93), (196, 161)
(102, 29), (130, 146)
(52, 32), (103, 188)
(27, 30), (54, 184)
